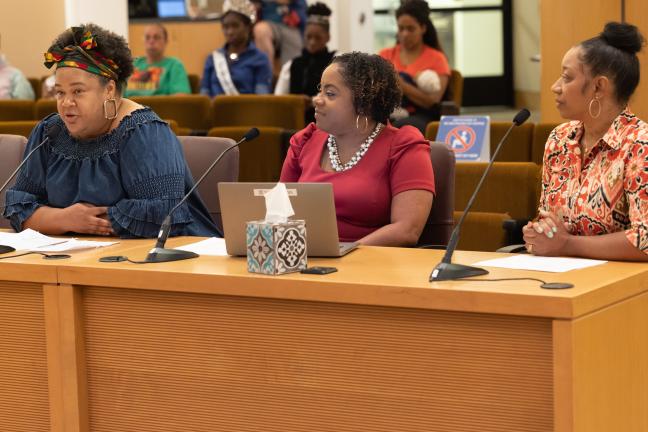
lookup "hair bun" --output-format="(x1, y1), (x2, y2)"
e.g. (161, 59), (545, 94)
(601, 22), (644, 55)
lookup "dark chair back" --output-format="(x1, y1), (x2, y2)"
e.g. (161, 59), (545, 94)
(0, 134), (28, 229)
(417, 141), (455, 247)
(176, 136), (239, 232)
(130, 95), (212, 131)
(34, 99), (57, 119)
(0, 100), (35, 121)
(207, 126), (285, 182)
(0, 120), (39, 138)
(211, 95), (305, 130)
(187, 74), (201, 94)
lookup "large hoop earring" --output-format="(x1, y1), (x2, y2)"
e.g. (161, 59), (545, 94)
(588, 97), (601, 119)
(355, 115), (369, 132)
(103, 98), (118, 120)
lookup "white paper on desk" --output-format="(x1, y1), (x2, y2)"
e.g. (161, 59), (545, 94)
(0, 229), (66, 250)
(473, 255), (607, 273)
(174, 237), (228, 256)
(32, 239), (119, 252)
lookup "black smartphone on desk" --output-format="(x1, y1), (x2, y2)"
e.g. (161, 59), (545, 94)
(300, 266), (338, 275)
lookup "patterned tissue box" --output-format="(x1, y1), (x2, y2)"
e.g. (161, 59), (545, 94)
(246, 220), (307, 275)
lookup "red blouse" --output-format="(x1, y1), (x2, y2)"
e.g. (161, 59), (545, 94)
(539, 109), (648, 254)
(280, 123), (435, 242)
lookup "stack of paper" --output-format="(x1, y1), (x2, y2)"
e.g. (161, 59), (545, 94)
(473, 255), (607, 272)
(0, 229), (118, 252)
(174, 237), (228, 256)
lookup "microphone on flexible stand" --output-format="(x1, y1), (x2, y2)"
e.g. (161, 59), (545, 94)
(143, 127), (260, 263)
(430, 109), (531, 282)
(0, 125), (62, 254)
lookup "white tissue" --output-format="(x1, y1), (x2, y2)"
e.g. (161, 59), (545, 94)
(263, 182), (295, 223)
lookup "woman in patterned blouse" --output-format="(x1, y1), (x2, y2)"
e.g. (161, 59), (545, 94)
(523, 22), (648, 261)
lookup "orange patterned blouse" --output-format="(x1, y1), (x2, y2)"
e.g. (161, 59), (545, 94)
(539, 109), (648, 254)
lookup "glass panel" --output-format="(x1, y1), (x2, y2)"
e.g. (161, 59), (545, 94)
(453, 10), (503, 77)
(374, 0), (502, 10)
(373, 4), (504, 78)
(429, 0), (503, 8)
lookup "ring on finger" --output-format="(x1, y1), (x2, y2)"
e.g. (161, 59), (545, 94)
(527, 244), (534, 253)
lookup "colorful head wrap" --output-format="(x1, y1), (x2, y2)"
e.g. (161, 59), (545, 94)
(44, 27), (119, 80)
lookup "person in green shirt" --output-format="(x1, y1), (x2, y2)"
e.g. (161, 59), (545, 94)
(124, 23), (191, 96)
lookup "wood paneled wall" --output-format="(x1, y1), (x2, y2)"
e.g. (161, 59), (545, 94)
(540, 0), (648, 122)
(128, 21), (225, 78)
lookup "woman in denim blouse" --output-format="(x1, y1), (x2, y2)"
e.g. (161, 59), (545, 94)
(2, 24), (219, 238)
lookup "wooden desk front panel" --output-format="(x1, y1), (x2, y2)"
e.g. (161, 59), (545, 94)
(0, 281), (50, 432)
(80, 285), (553, 432)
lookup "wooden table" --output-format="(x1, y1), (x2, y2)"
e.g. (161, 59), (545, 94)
(2, 238), (647, 432)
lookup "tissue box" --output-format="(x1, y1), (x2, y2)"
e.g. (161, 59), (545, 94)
(246, 220), (307, 275)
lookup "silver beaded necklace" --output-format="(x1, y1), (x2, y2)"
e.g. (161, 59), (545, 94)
(327, 123), (384, 172)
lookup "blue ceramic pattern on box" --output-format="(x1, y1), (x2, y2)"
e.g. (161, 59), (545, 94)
(246, 220), (307, 275)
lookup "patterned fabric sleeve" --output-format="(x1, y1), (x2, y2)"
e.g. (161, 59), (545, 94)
(538, 127), (559, 212)
(623, 138), (648, 254)
(107, 120), (194, 238)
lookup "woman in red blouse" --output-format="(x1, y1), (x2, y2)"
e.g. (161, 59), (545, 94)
(524, 22), (648, 261)
(280, 52), (435, 246)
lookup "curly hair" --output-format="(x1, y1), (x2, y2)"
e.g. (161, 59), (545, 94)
(48, 23), (134, 94)
(332, 52), (402, 123)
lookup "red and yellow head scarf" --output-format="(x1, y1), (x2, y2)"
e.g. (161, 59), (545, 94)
(44, 28), (119, 80)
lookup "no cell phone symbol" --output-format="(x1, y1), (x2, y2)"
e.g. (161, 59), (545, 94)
(445, 126), (476, 153)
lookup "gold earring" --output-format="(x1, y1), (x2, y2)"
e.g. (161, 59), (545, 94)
(588, 96), (601, 119)
(103, 98), (118, 120)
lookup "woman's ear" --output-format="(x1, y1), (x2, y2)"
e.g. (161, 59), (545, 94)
(104, 79), (118, 98)
(593, 75), (611, 97)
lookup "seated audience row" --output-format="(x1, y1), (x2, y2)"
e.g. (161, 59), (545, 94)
(2, 21), (647, 263)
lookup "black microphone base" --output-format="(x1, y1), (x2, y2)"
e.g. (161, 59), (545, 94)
(0, 245), (16, 254)
(145, 247), (199, 263)
(429, 262), (489, 282)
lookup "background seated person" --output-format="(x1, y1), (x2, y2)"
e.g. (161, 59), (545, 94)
(200, 0), (272, 97)
(252, 0), (307, 76)
(274, 2), (335, 124)
(3, 24), (218, 239)
(379, 0), (450, 133)
(280, 52), (435, 247)
(124, 23), (191, 97)
(524, 22), (648, 262)
(0, 50), (35, 100)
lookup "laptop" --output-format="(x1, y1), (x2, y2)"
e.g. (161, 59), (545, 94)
(218, 182), (358, 257)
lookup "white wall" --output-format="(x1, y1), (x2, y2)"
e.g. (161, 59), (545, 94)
(512, 0), (540, 93)
(65, 0), (129, 39)
(310, 0), (374, 54)
(0, 0), (66, 78)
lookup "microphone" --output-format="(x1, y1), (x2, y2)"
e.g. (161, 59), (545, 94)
(143, 127), (260, 263)
(429, 109), (531, 282)
(0, 125), (61, 254)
